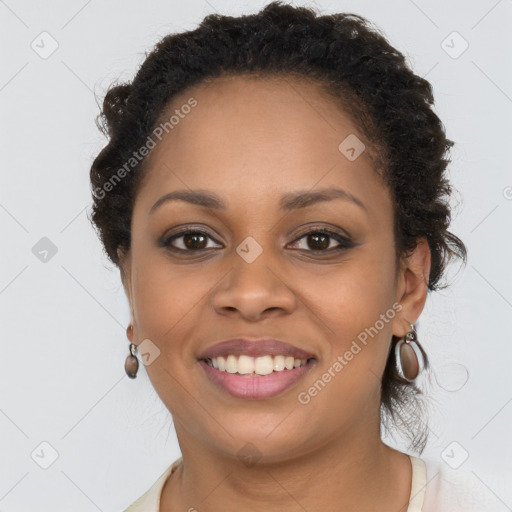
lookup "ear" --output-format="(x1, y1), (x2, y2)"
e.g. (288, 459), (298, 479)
(392, 237), (431, 337)
(117, 247), (134, 317)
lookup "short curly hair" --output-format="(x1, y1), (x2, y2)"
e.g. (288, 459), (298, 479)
(89, 1), (467, 453)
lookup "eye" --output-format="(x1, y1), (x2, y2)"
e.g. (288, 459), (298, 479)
(161, 228), (222, 252)
(160, 226), (355, 254)
(288, 228), (355, 253)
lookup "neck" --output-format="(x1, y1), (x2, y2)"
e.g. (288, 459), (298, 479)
(161, 421), (413, 512)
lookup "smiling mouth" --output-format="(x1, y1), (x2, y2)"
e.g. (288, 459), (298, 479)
(201, 354), (316, 376)
(198, 356), (317, 399)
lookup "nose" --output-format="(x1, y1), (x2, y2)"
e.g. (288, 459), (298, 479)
(211, 252), (298, 322)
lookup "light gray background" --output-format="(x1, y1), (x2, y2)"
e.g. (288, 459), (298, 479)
(1, 0), (511, 510)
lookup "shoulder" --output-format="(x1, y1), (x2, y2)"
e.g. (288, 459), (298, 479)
(122, 457), (183, 512)
(417, 456), (508, 512)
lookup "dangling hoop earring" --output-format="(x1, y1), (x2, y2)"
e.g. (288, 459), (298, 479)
(124, 324), (139, 379)
(395, 323), (425, 383)
(125, 343), (139, 379)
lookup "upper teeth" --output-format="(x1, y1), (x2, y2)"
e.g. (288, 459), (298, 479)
(206, 355), (310, 375)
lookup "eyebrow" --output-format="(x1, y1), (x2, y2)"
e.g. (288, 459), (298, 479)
(149, 187), (367, 215)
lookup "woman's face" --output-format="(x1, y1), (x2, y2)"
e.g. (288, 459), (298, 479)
(120, 75), (428, 462)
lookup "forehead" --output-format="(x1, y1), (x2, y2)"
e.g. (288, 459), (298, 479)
(136, 74), (388, 215)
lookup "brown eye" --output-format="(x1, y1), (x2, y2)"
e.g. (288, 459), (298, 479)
(182, 232), (208, 250)
(161, 229), (222, 252)
(289, 228), (355, 252)
(305, 232), (330, 250)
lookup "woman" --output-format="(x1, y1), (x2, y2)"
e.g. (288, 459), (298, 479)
(89, 2), (494, 511)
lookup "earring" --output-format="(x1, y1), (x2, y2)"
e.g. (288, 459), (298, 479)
(395, 323), (425, 383)
(125, 324), (139, 379)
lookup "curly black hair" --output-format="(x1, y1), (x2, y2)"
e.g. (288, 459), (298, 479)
(89, 1), (467, 453)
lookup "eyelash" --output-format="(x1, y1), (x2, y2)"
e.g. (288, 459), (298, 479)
(160, 226), (355, 254)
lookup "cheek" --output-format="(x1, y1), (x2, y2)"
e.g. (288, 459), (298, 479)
(301, 245), (397, 328)
(301, 246), (397, 385)
(130, 249), (199, 334)
(133, 273), (200, 333)
(298, 274), (396, 423)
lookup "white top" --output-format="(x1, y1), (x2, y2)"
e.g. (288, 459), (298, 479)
(122, 455), (502, 511)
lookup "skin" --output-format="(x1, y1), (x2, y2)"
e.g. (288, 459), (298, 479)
(119, 74), (431, 512)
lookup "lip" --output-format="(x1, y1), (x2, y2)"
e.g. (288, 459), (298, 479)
(198, 358), (316, 399)
(197, 337), (316, 360)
